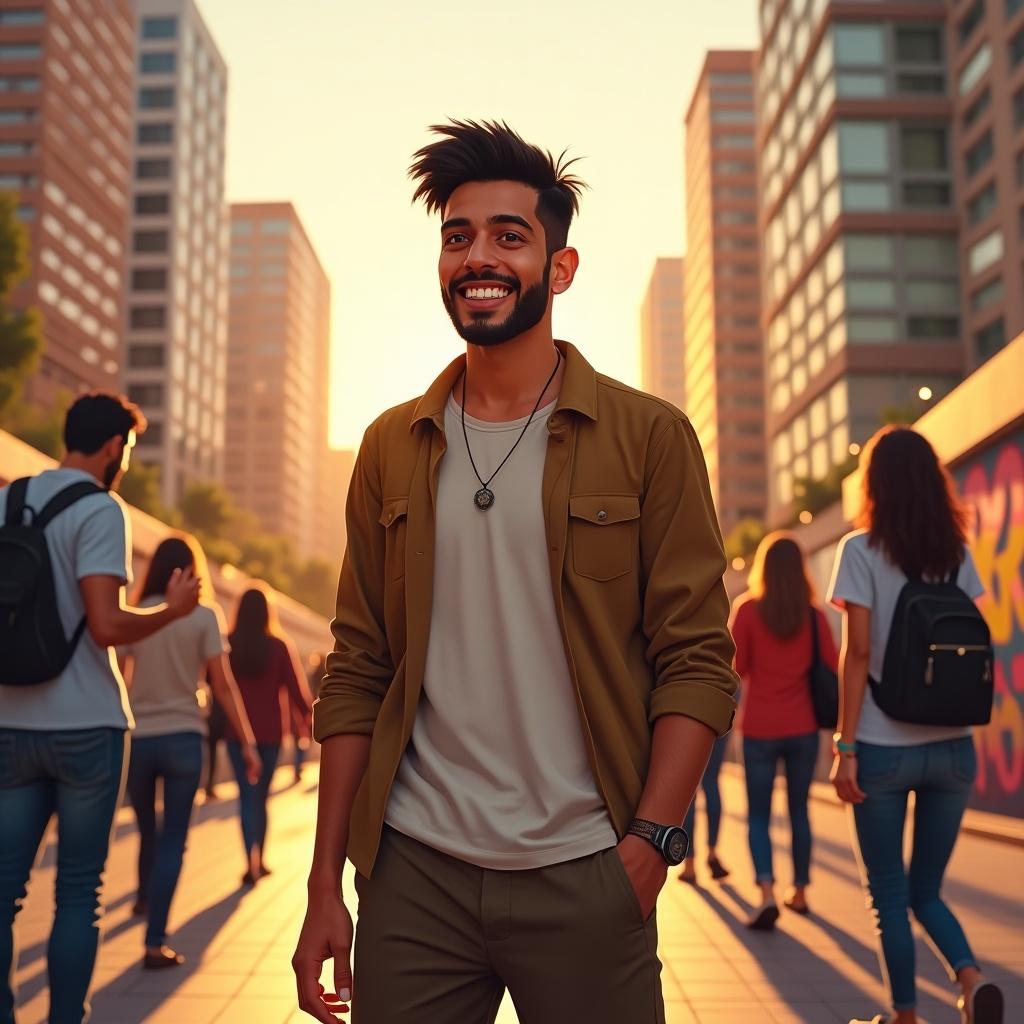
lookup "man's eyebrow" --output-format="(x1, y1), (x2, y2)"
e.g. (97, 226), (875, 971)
(440, 217), (470, 232)
(488, 214), (534, 232)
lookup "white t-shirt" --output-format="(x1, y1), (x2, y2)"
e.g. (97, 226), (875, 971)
(121, 598), (228, 738)
(385, 396), (617, 870)
(827, 529), (984, 746)
(0, 468), (134, 731)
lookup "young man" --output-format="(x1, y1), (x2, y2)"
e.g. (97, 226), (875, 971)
(293, 121), (739, 1024)
(0, 393), (201, 1024)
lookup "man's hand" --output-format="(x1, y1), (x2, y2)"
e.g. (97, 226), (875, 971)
(292, 886), (354, 1022)
(242, 743), (262, 786)
(165, 567), (200, 617)
(615, 833), (668, 921)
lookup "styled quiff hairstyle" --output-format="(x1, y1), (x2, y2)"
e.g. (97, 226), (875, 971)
(409, 119), (586, 254)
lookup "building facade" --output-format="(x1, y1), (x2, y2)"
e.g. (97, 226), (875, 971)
(0, 0), (134, 407)
(123, 0), (228, 506)
(640, 256), (686, 412)
(684, 50), (767, 537)
(758, 0), (965, 526)
(947, 0), (1024, 367)
(225, 202), (335, 564)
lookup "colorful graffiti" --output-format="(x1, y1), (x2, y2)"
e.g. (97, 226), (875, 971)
(958, 431), (1024, 820)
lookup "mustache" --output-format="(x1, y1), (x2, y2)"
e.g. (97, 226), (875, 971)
(449, 271), (520, 296)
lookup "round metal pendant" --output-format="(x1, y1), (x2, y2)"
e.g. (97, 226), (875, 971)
(474, 487), (495, 511)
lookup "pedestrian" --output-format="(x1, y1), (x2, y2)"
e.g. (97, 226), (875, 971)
(120, 535), (261, 968)
(731, 532), (837, 929)
(227, 586), (312, 885)
(202, 677), (227, 801)
(292, 653), (323, 784)
(0, 393), (199, 1024)
(828, 425), (1003, 1024)
(677, 735), (729, 886)
(291, 120), (739, 1024)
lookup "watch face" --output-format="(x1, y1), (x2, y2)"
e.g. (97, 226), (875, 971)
(665, 828), (688, 865)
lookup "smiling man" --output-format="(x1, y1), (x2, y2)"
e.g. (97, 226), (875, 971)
(292, 120), (739, 1024)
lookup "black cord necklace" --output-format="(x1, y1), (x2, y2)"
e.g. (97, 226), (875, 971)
(461, 349), (562, 512)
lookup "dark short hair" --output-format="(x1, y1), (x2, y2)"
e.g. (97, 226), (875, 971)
(63, 392), (147, 455)
(409, 120), (586, 253)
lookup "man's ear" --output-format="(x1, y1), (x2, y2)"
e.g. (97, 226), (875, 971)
(550, 247), (579, 295)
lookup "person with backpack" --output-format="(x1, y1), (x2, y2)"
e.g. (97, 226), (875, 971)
(0, 393), (200, 1024)
(827, 425), (1002, 1024)
(120, 535), (260, 969)
(731, 532), (838, 929)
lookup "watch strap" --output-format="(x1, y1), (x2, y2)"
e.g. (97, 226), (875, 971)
(628, 817), (666, 846)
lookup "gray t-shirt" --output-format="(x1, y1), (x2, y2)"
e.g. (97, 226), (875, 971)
(0, 468), (134, 731)
(385, 396), (617, 869)
(121, 598), (228, 738)
(827, 529), (984, 746)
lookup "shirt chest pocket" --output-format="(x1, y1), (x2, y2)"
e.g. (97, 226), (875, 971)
(378, 496), (409, 581)
(568, 494), (641, 582)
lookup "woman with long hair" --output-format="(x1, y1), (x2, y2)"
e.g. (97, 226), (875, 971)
(731, 531), (837, 929)
(828, 426), (1002, 1024)
(121, 535), (260, 969)
(227, 585), (312, 884)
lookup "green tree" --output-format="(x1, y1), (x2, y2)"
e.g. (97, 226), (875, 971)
(179, 480), (237, 538)
(118, 461), (172, 521)
(724, 518), (766, 563)
(290, 557), (337, 618)
(0, 191), (43, 417)
(791, 453), (859, 520)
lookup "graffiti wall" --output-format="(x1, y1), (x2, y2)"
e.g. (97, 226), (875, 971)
(958, 429), (1024, 820)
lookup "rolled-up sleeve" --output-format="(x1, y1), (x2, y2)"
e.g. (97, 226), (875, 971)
(640, 416), (739, 736)
(312, 425), (395, 741)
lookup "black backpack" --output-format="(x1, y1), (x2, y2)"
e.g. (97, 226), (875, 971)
(869, 568), (994, 727)
(0, 476), (104, 686)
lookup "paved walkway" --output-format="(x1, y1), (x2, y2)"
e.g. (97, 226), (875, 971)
(10, 764), (1023, 1023)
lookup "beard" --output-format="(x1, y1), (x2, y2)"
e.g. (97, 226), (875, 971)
(441, 260), (551, 347)
(102, 456), (121, 491)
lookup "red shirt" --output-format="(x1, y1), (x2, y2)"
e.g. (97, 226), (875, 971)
(730, 595), (838, 739)
(228, 636), (311, 745)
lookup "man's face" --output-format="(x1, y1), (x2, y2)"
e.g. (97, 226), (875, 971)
(439, 180), (553, 347)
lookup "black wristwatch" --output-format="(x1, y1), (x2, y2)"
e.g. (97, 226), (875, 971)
(627, 818), (689, 865)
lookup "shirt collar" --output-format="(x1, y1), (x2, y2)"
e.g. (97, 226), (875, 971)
(410, 339), (598, 432)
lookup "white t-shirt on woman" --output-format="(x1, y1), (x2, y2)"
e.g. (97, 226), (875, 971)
(827, 530), (985, 747)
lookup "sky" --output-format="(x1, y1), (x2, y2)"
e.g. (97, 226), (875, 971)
(201, 0), (760, 450)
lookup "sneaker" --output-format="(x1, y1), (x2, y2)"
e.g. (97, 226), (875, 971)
(707, 854), (730, 880)
(959, 980), (1004, 1024)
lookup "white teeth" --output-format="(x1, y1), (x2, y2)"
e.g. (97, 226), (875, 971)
(465, 287), (510, 299)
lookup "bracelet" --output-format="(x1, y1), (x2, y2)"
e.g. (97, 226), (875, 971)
(835, 740), (858, 755)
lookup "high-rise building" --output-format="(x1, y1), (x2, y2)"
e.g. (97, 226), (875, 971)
(640, 256), (686, 411)
(758, 1), (965, 526)
(948, 0), (1024, 366)
(0, 0), (134, 407)
(225, 202), (335, 564)
(684, 51), (766, 537)
(123, 0), (228, 506)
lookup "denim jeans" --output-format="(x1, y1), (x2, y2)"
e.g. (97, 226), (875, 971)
(852, 737), (978, 1012)
(227, 742), (280, 864)
(125, 731), (203, 948)
(683, 735), (727, 854)
(742, 731), (819, 887)
(0, 727), (126, 1024)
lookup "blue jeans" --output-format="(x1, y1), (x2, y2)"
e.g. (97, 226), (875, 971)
(743, 731), (819, 887)
(227, 742), (280, 865)
(125, 732), (203, 948)
(852, 738), (978, 1012)
(0, 727), (126, 1024)
(683, 736), (726, 854)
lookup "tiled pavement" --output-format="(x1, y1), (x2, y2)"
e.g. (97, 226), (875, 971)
(11, 762), (1023, 1023)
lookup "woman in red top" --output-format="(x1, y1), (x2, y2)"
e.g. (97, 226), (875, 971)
(227, 586), (312, 885)
(731, 532), (838, 929)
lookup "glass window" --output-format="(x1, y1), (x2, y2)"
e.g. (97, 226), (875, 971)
(1012, 26), (1024, 69)
(906, 280), (959, 306)
(128, 343), (165, 368)
(711, 108), (754, 123)
(907, 315), (959, 339)
(964, 88), (992, 130)
(133, 229), (168, 253)
(0, 75), (39, 93)
(896, 72), (945, 94)
(0, 9), (44, 25)
(848, 314), (898, 342)
(131, 268), (167, 291)
(136, 158), (171, 180)
(970, 277), (1003, 312)
(128, 383), (165, 407)
(842, 182), (891, 210)
(833, 24), (885, 66)
(838, 122), (889, 173)
(959, 43), (991, 95)
(965, 131), (994, 178)
(135, 192), (169, 215)
(843, 234), (892, 270)
(129, 305), (166, 329)
(716, 133), (755, 148)
(903, 182), (952, 207)
(905, 235), (958, 271)
(142, 16), (177, 39)
(136, 422), (164, 446)
(958, 1), (985, 46)
(836, 73), (886, 97)
(967, 229), (1003, 275)
(811, 440), (829, 479)
(810, 398), (828, 438)
(793, 416), (809, 451)
(900, 125), (947, 171)
(137, 122), (172, 144)
(896, 26), (942, 62)
(140, 51), (176, 74)
(974, 317), (1006, 360)
(0, 44), (41, 60)
(139, 86), (174, 109)
(967, 181), (997, 225)
(828, 381), (849, 422)
(260, 219), (290, 235)
(847, 279), (896, 307)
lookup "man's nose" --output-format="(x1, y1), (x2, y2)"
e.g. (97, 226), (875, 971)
(463, 235), (497, 272)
